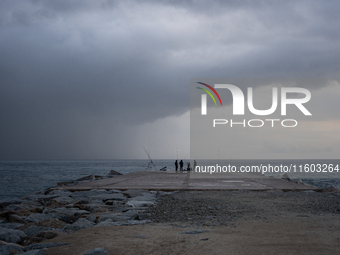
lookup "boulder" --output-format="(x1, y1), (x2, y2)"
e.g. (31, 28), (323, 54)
(0, 210), (16, 221)
(20, 236), (44, 246)
(27, 206), (44, 214)
(73, 199), (90, 205)
(122, 190), (147, 198)
(23, 194), (59, 204)
(42, 207), (90, 218)
(0, 199), (24, 210)
(63, 218), (95, 232)
(128, 193), (156, 201)
(25, 213), (55, 223)
(90, 193), (125, 202)
(156, 191), (173, 198)
(107, 189), (122, 193)
(50, 196), (74, 204)
(36, 230), (59, 239)
(77, 202), (106, 212)
(126, 201), (155, 208)
(83, 247), (108, 255)
(0, 222), (25, 229)
(0, 227), (26, 243)
(76, 175), (96, 181)
(108, 170), (122, 176)
(24, 226), (54, 237)
(0, 243), (23, 255)
(322, 186), (340, 193)
(47, 190), (72, 196)
(87, 199), (105, 205)
(72, 204), (86, 210)
(85, 214), (97, 223)
(35, 218), (67, 229)
(6, 203), (36, 211)
(95, 221), (120, 227)
(70, 190), (108, 199)
(138, 213), (151, 220)
(104, 200), (115, 206)
(90, 207), (109, 214)
(9, 214), (27, 224)
(97, 214), (118, 223)
(25, 213), (73, 224)
(122, 209), (139, 220)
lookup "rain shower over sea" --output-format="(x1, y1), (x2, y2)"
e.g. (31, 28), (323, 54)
(0, 159), (339, 200)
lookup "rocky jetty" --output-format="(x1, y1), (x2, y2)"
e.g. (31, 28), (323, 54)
(1, 170), (339, 254)
(0, 180), (173, 255)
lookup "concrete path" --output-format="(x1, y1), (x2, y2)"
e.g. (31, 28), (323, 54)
(53, 171), (319, 191)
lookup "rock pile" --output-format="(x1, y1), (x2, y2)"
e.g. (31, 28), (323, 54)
(0, 188), (172, 254)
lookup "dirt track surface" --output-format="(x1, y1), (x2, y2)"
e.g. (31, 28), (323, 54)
(45, 190), (340, 255)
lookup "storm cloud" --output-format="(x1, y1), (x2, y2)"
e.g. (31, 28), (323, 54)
(1, 0), (339, 159)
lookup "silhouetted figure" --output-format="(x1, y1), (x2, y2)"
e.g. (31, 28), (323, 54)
(187, 162), (190, 171)
(179, 160), (184, 171)
(175, 160), (178, 172)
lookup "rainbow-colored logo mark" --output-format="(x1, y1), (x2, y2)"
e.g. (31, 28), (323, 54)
(196, 82), (223, 106)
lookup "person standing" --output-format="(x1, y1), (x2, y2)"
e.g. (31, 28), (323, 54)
(175, 160), (178, 172)
(179, 160), (184, 171)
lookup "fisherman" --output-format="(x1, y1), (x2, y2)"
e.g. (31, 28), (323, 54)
(179, 160), (184, 171)
(175, 160), (178, 172)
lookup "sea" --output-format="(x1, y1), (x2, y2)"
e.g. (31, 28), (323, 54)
(0, 159), (339, 200)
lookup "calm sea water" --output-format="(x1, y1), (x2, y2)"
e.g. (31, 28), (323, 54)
(0, 159), (339, 200)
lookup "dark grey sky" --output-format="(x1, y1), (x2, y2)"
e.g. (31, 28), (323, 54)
(1, 0), (339, 160)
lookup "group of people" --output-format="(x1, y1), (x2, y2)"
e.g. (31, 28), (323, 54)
(174, 160), (190, 172)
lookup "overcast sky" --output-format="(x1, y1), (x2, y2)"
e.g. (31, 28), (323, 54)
(191, 79), (340, 160)
(1, 0), (339, 160)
